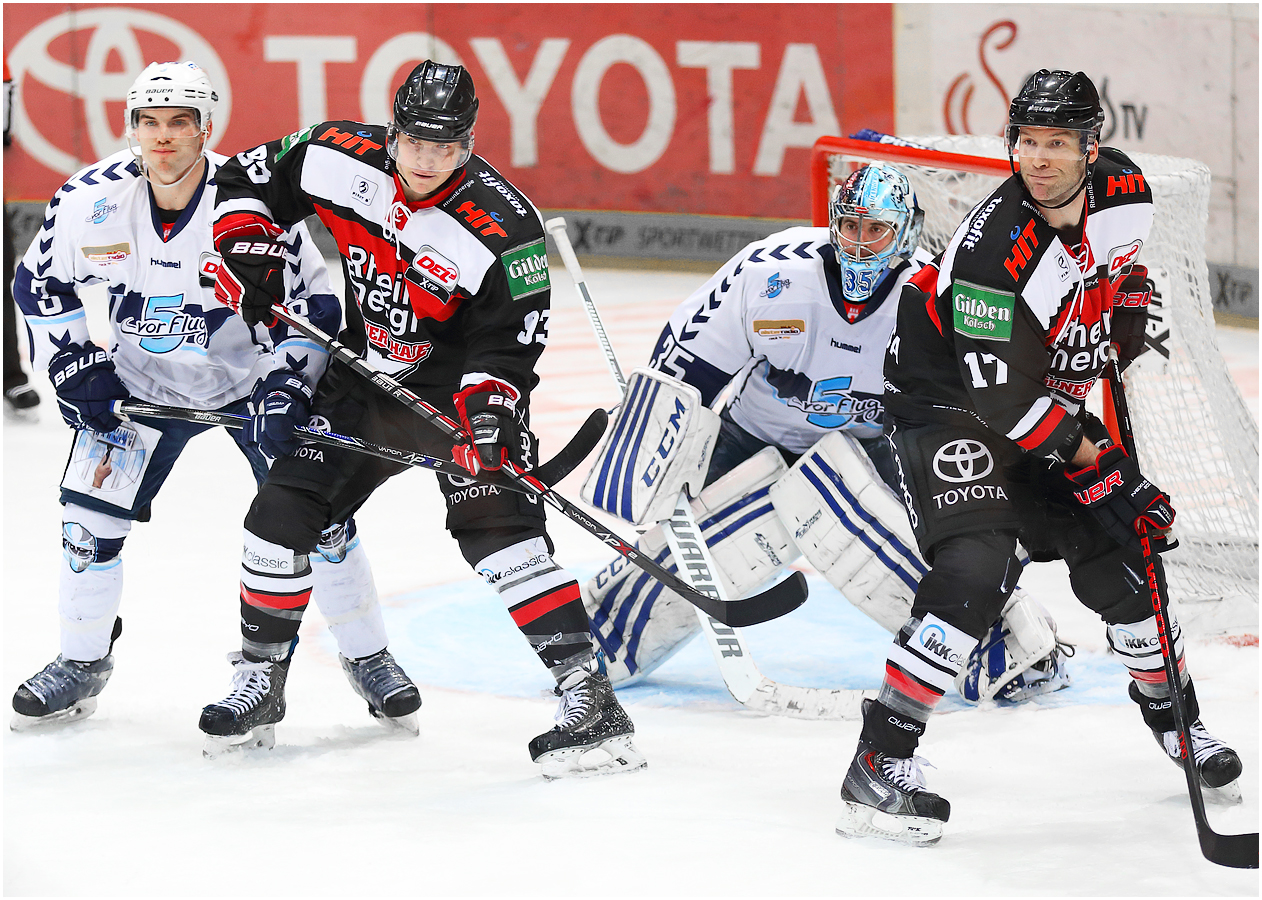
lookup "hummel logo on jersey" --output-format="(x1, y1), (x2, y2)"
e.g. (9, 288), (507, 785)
(150, 258), (181, 268)
(830, 339), (861, 353)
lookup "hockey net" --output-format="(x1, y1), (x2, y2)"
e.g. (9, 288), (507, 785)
(811, 134), (1258, 636)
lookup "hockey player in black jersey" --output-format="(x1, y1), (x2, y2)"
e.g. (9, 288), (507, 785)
(202, 60), (642, 776)
(836, 70), (1243, 845)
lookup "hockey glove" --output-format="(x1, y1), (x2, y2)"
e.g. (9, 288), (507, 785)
(452, 380), (521, 475)
(249, 370), (314, 459)
(1111, 264), (1153, 372)
(214, 214), (286, 328)
(1065, 444), (1177, 553)
(48, 341), (130, 433)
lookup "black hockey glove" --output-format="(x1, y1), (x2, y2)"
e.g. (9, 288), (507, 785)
(249, 369), (314, 459)
(1064, 444), (1177, 553)
(214, 215), (286, 328)
(1111, 264), (1153, 372)
(48, 341), (130, 433)
(452, 380), (521, 475)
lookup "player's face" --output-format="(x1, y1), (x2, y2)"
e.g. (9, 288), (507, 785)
(394, 134), (465, 201)
(834, 216), (895, 260)
(133, 108), (207, 185)
(1016, 126), (1096, 205)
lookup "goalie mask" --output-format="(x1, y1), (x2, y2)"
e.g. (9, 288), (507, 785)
(387, 60), (477, 173)
(828, 164), (923, 302)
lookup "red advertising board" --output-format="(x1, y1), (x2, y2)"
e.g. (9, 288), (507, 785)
(4, 4), (893, 218)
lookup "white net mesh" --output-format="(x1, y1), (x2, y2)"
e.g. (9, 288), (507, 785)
(821, 135), (1258, 634)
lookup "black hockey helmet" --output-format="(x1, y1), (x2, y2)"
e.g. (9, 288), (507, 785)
(1007, 69), (1103, 151)
(392, 60), (478, 143)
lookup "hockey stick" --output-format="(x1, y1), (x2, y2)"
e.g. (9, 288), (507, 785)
(109, 399), (605, 492)
(547, 216), (872, 718)
(1105, 347), (1258, 870)
(267, 304), (805, 628)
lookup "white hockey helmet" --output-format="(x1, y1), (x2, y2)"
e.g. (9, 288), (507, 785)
(125, 61), (217, 133)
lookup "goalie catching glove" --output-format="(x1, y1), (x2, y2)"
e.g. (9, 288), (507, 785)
(1064, 444), (1176, 552)
(249, 370), (314, 459)
(48, 341), (130, 433)
(213, 214), (287, 327)
(452, 379), (521, 475)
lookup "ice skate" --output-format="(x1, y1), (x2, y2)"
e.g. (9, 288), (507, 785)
(199, 652), (289, 758)
(4, 383), (41, 422)
(339, 648), (421, 736)
(528, 667), (645, 779)
(836, 740), (951, 846)
(11, 617), (121, 730)
(1154, 720), (1244, 804)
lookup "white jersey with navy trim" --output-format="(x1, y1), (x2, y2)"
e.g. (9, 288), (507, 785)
(648, 225), (928, 453)
(13, 148), (339, 408)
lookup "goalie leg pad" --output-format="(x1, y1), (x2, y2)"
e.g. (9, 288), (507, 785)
(310, 526), (389, 661)
(59, 504), (130, 662)
(955, 589), (1073, 704)
(581, 367), (720, 526)
(584, 447), (798, 685)
(769, 431), (927, 633)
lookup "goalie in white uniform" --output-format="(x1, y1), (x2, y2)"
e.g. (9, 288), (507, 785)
(581, 164), (1070, 705)
(9, 62), (420, 734)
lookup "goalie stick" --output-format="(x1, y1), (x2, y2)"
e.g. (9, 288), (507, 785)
(268, 303), (805, 629)
(109, 399), (607, 492)
(1105, 347), (1258, 870)
(547, 216), (873, 718)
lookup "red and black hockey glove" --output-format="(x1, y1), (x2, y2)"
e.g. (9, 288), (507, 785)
(1111, 264), (1153, 372)
(1064, 444), (1177, 553)
(48, 341), (130, 433)
(214, 214), (286, 328)
(452, 380), (521, 476)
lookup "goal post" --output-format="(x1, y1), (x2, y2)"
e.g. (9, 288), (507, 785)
(811, 133), (1259, 636)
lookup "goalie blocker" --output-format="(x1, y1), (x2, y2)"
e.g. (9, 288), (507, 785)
(582, 395), (1071, 702)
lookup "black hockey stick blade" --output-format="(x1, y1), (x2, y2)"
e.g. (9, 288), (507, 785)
(1200, 825), (1259, 869)
(534, 407), (607, 486)
(720, 569), (809, 628)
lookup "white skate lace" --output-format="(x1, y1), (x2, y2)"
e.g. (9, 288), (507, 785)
(1162, 722), (1231, 767)
(216, 654), (273, 715)
(881, 754), (934, 792)
(553, 674), (592, 728)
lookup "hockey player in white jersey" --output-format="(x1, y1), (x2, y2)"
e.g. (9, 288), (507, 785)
(583, 164), (1070, 706)
(9, 61), (421, 738)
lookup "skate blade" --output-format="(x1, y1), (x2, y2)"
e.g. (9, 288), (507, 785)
(202, 724), (277, 759)
(835, 800), (944, 846)
(538, 734), (647, 780)
(369, 707), (420, 737)
(1203, 778), (1243, 806)
(9, 697), (98, 732)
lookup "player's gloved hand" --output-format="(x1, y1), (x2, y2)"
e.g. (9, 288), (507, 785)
(48, 341), (129, 433)
(1111, 264), (1153, 372)
(249, 369), (314, 459)
(1064, 444), (1177, 552)
(452, 379), (521, 475)
(214, 215), (286, 328)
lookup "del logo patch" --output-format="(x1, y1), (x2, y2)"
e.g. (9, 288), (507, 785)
(952, 280), (1014, 341)
(502, 240), (549, 300)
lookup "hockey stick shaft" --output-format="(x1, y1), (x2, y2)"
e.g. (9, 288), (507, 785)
(1105, 349), (1258, 869)
(267, 305), (800, 628)
(545, 217), (627, 392)
(111, 399), (605, 491)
